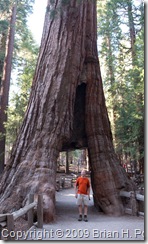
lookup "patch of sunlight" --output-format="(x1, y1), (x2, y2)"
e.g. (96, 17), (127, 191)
(62, 193), (75, 197)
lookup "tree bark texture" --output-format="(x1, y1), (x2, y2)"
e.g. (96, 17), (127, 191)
(0, 0), (134, 222)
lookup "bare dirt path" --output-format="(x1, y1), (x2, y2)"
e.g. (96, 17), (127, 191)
(25, 187), (144, 241)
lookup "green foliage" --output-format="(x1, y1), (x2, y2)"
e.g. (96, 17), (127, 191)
(0, 0), (11, 12)
(6, 33), (38, 146)
(0, 20), (9, 33)
(97, 0), (144, 166)
(3, 1), (38, 151)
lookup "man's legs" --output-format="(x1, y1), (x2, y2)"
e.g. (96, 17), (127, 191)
(78, 205), (83, 215)
(84, 205), (88, 221)
(78, 205), (82, 221)
(84, 205), (88, 216)
(77, 194), (83, 221)
(77, 195), (88, 221)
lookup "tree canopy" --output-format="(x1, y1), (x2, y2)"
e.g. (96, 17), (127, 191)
(97, 0), (144, 173)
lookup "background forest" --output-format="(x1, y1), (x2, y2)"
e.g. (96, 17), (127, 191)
(0, 0), (144, 181)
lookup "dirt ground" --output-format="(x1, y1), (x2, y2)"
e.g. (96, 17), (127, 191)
(20, 187), (144, 241)
(1, 173), (144, 242)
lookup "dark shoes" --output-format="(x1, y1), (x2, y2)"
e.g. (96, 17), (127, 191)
(84, 215), (88, 222)
(78, 215), (82, 221)
(78, 215), (88, 222)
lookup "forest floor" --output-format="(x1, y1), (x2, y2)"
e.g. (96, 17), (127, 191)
(0, 167), (144, 241)
(16, 187), (144, 241)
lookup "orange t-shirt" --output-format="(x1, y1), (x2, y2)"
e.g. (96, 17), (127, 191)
(76, 177), (90, 195)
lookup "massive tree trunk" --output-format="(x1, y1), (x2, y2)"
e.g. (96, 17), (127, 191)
(0, 0), (134, 222)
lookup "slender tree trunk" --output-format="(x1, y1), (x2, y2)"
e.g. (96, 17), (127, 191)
(81, 149), (87, 166)
(127, 0), (136, 65)
(0, 0), (134, 222)
(65, 151), (69, 174)
(0, 3), (17, 174)
(0, 32), (7, 88)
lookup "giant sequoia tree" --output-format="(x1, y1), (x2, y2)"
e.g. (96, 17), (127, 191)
(0, 0), (134, 222)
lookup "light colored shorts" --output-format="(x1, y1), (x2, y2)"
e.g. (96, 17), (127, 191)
(76, 194), (89, 206)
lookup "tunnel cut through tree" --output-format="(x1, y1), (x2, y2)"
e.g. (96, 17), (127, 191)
(0, 0), (133, 222)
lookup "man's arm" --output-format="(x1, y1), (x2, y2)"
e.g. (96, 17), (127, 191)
(87, 180), (91, 199)
(75, 180), (78, 198)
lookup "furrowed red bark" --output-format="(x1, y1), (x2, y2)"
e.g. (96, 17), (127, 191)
(0, 0), (133, 221)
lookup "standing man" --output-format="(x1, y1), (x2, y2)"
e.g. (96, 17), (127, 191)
(75, 169), (90, 222)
